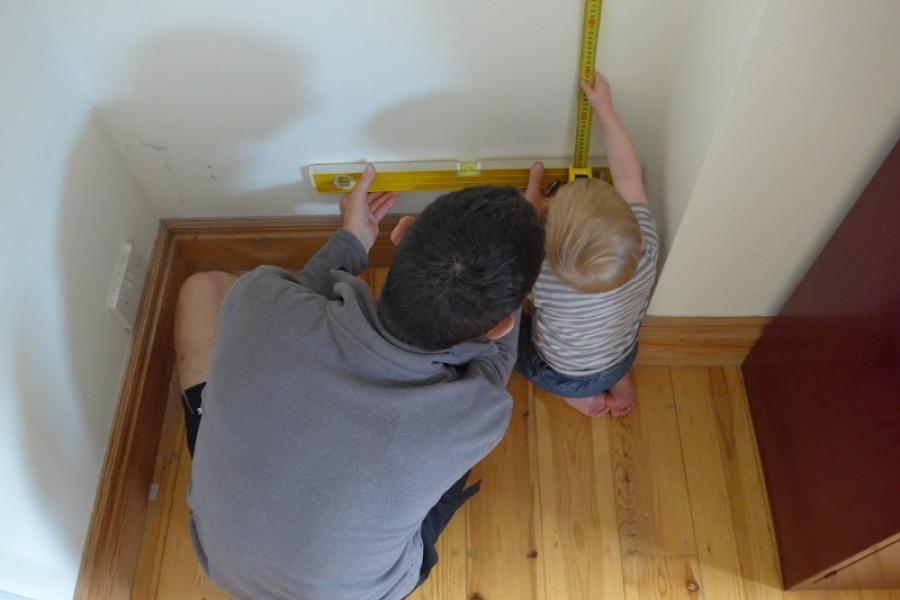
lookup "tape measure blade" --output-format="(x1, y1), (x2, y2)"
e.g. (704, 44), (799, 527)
(573, 0), (602, 170)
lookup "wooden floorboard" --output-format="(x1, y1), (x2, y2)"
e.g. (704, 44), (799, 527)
(131, 378), (184, 599)
(673, 366), (761, 600)
(408, 504), (468, 600)
(613, 367), (701, 600)
(467, 374), (543, 600)
(535, 386), (624, 599)
(154, 436), (231, 600)
(128, 269), (900, 599)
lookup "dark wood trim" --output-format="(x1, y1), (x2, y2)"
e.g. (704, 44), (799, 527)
(75, 216), (769, 598)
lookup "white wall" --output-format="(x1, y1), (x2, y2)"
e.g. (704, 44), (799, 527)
(650, 0), (900, 315)
(0, 3), (159, 599)
(35, 0), (573, 218)
(596, 1), (768, 259)
(36, 0), (741, 233)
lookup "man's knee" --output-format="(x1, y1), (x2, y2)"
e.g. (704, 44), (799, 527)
(175, 271), (238, 334)
(178, 271), (238, 308)
(175, 271), (237, 390)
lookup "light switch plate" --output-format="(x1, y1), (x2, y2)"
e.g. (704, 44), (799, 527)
(109, 241), (148, 330)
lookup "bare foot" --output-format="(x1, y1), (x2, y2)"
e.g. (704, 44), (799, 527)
(607, 372), (637, 417)
(562, 393), (611, 417)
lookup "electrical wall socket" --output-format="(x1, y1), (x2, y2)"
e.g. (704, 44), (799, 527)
(109, 241), (148, 330)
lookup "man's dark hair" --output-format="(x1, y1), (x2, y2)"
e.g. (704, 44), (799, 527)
(380, 186), (545, 351)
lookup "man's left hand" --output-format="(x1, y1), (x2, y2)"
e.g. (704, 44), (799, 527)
(524, 161), (550, 219)
(340, 164), (399, 252)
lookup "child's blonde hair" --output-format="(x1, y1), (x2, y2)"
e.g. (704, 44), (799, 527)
(546, 178), (641, 293)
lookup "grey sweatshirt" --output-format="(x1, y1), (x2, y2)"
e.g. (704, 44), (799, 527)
(188, 229), (517, 600)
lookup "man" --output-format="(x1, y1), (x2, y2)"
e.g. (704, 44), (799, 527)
(173, 165), (545, 599)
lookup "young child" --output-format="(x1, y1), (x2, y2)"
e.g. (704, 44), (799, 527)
(519, 71), (659, 418)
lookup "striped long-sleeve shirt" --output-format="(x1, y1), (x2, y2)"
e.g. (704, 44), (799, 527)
(531, 204), (659, 376)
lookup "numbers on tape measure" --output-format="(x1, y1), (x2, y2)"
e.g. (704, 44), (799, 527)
(573, 0), (603, 170)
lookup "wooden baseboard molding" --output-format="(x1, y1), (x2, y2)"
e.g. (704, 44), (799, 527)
(166, 216), (399, 273)
(75, 221), (188, 600)
(75, 216), (771, 599)
(636, 316), (771, 366)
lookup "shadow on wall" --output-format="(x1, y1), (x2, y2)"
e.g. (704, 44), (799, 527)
(12, 26), (310, 568)
(364, 90), (534, 160)
(359, 89), (571, 215)
(360, 49), (676, 237)
(108, 27), (313, 215)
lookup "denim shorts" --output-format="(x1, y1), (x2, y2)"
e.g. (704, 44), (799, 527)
(514, 314), (638, 398)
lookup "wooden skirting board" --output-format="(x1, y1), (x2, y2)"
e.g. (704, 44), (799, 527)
(637, 316), (770, 366)
(75, 216), (771, 599)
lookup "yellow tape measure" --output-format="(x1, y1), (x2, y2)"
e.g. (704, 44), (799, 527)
(570, 0), (603, 181)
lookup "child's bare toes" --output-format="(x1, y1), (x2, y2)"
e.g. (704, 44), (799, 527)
(608, 394), (635, 418)
(610, 403), (634, 418)
(589, 393), (611, 417)
(562, 396), (597, 417)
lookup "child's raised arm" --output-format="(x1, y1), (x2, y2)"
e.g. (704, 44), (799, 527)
(580, 71), (648, 205)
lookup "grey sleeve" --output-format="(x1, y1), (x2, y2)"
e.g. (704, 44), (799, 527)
(467, 308), (521, 386)
(296, 229), (370, 295)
